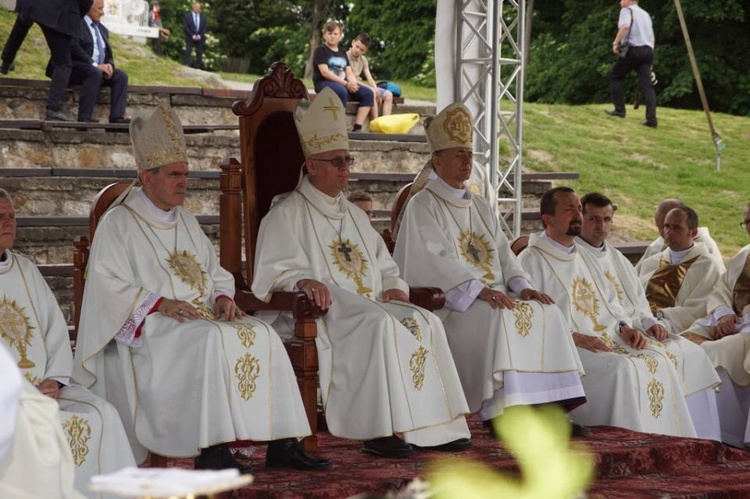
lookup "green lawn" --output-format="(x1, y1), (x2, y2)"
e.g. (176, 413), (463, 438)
(3, 9), (748, 255)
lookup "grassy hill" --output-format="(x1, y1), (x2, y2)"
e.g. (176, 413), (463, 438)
(2, 9), (749, 255)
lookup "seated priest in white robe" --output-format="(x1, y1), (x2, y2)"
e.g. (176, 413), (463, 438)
(576, 192), (720, 441)
(637, 206), (723, 336)
(252, 87), (471, 458)
(518, 187), (698, 438)
(392, 103), (586, 428)
(0, 189), (136, 497)
(682, 202), (750, 448)
(636, 198), (724, 273)
(73, 104), (330, 473)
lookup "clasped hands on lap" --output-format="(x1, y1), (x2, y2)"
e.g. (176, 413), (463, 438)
(157, 296), (245, 322)
(478, 286), (554, 310)
(296, 278), (408, 310)
(95, 63), (114, 79)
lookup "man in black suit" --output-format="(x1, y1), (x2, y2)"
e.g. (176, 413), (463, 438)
(13, 0), (93, 121)
(183, 2), (207, 69)
(0, 8), (32, 75)
(64, 0), (129, 124)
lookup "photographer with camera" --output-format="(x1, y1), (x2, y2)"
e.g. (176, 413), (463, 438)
(605, 0), (657, 129)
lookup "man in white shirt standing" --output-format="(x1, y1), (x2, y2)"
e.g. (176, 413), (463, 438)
(605, 0), (657, 128)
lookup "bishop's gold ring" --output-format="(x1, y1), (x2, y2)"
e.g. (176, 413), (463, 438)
(311, 288), (317, 292)
(178, 308), (184, 315)
(491, 296), (497, 301)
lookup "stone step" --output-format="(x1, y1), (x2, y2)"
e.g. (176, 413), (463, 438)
(0, 126), (430, 173)
(2, 168), (578, 217)
(0, 77), (435, 132)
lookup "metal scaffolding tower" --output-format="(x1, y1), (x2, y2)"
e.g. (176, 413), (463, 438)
(454, 0), (525, 237)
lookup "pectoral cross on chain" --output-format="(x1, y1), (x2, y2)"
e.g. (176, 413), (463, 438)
(467, 240), (481, 263)
(338, 241), (353, 262)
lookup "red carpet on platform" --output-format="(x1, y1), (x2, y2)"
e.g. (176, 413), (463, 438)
(147, 417), (750, 498)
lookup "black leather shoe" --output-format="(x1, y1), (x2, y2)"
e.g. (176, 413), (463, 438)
(362, 436), (414, 458)
(0, 62), (14, 74)
(604, 109), (626, 118)
(415, 437), (472, 452)
(45, 109), (74, 122)
(642, 120), (658, 129)
(108, 116), (131, 124)
(194, 443), (254, 474)
(571, 423), (591, 437)
(265, 438), (331, 471)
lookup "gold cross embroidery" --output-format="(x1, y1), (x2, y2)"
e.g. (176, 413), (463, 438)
(324, 97), (342, 120)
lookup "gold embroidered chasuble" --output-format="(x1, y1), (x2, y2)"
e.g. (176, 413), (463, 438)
(575, 238), (720, 398)
(252, 176), (470, 445)
(645, 256), (701, 312)
(393, 180), (585, 413)
(638, 243), (723, 334)
(74, 190), (310, 460)
(0, 250), (136, 494)
(519, 234), (697, 438)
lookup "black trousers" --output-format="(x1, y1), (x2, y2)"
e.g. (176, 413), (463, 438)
(1, 14), (33, 66)
(183, 36), (204, 68)
(68, 64), (128, 121)
(39, 25), (73, 112)
(608, 45), (657, 124)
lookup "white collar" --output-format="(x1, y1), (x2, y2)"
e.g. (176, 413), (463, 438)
(542, 231), (577, 255)
(136, 188), (177, 223)
(669, 244), (694, 264)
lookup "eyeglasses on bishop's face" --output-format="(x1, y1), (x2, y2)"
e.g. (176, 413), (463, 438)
(314, 156), (356, 170)
(740, 220), (750, 230)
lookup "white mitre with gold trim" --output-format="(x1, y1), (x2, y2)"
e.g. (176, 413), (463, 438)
(295, 87), (349, 159)
(130, 102), (188, 171)
(393, 103), (475, 238)
(425, 102), (473, 154)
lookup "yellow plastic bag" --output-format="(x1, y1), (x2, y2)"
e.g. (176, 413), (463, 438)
(369, 113), (420, 134)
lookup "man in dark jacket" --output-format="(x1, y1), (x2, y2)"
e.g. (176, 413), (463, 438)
(14, 0), (93, 121)
(64, 0), (129, 124)
(183, 2), (207, 68)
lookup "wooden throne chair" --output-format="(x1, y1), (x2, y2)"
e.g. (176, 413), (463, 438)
(227, 62), (444, 447)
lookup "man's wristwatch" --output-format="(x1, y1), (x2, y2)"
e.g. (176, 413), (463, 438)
(655, 309), (665, 320)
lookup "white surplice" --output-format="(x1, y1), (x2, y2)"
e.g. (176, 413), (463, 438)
(252, 176), (470, 446)
(0, 249), (136, 497)
(393, 178), (585, 417)
(0, 344), (21, 466)
(519, 233), (696, 437)
(73, 189), (310, 460)
(0, 378), (85, 499)
(637, 242), (723, 334)
(636, 227), (725, 273)
(576, 238), (721, 440)
(684, 244), (750, 446)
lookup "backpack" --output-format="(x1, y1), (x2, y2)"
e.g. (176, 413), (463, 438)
(377, 81), (403, 97)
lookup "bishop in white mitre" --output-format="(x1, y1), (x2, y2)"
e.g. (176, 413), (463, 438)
(519, 187), (697, 437)
(682, 202), (750, 447)
(636, 198), (724, 273)
(576, 193), (720, 440)
(392, 103), (585, 423)
(74, 104), (330, 472)
(0, 189), (136, 497)
(637, 206), (724, 336)
(252, 87), (471, 458)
